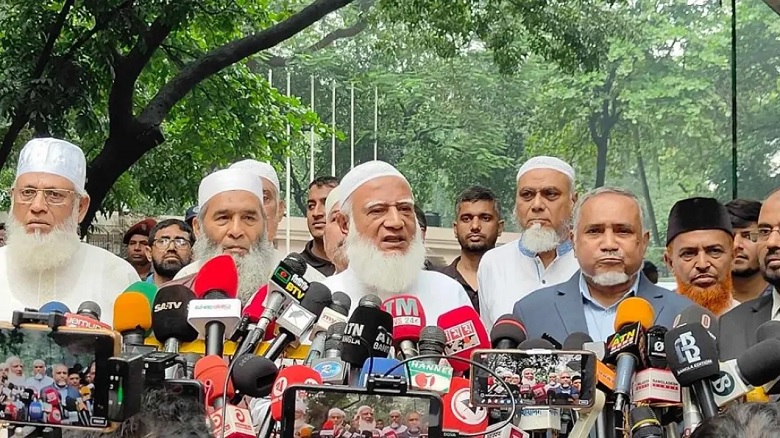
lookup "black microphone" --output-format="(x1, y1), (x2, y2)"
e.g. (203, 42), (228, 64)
(645, 325), (668, 369)
(230, 354), (279, 398)
(756, 320), (780, 342)
(490, 314), (528, 349)
(629, 406), (663, 438)
(665, 323), (720, 419)
(152, 285), (200, 353)
(341, 295), (393, 378)
(418, 326), (447, 365)
(263, 283), (332, 361)
(311, 322), (350, 384)
(304, 291), (351, 365)
(563, 332), (593, 349)
(77, 301), (102, 320)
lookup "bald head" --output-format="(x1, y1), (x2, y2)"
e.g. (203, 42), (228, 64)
(758, 188), (780, 287)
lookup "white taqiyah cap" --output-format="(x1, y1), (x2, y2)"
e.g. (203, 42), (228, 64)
(516, 156), (575, 183)
(198, 168), (264, 207)
(325, 186), (340, 218)
(339, 160), (409, 203)
(229, 159), (280, 193)
(15, 138), (87, 193)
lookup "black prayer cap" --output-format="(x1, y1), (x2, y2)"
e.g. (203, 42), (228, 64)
(666, 197), (733, 246)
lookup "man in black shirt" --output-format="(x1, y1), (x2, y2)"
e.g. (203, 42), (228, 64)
(301, 176), (340, 276)
(437, 186), (504, 312)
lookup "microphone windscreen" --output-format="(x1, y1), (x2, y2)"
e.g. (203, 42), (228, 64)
(270, 365), (322, 421)
(331, 292), (351, 315)
(358, 294), (382, 308)
(192, 254), (238, 299)
(152, 285), (199, 343)
(39, 301), (71, 315)
(437, 306), (489, 372)
(665, 323), (719, 385)
(419, 326), (447, 355)
(123, 281), (158, 305)
(737, 338), (780, 386)
(341, 305), (393, 365)
(113, 292), (152, 332)
(383, 295), (426, 343)
(327, 321), (347, 338)
(231, 354), (279, 398)
(614, 297), (654, 330)
(77, 301), (102, 320)
(324, 337), (343, 352)
(282, 253), (308, 275)
(490, 314), (528, 347)
(563, 332), (593, 349)
(673, 304), (718, 336)
(756, 320), (780, 342)
(194, 355), (235, 405)
(301, 282), (333, 315)
(629, 406), (661, 432)
(518, 338), (555, 349)
(243, 285), (268, 323)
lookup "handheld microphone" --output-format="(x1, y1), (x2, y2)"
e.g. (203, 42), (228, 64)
(442, 376), (488, 434)
(383, 295), (426, 359)
(76, 301), (101, 320)
(563, 332), (592, 349)
(418, 326), (447, 364)
(341, 295), (393, 374)
(438, 306), (490, 373)
(152, 285), (200, 352)
(711, 338), (780, 406)
(311, 322), (349, 384)
(409, 326), (452, 393)
(194, 355), (253, 438)
(665, 322), (720, 419)
(230, 354), (279, 398)
(489, 314), (528, 349)
(123, 281), (159, 304)
(113, 292), (152, 347)
(263, 282), (332, 361)
(270, 366), (322, 421)
(645, 325), (668, 369)
(190, 255), (241, 357)
(604, 297), (654, 412)
(231, 285), (276, 343)
(629, 406), (663, 438)
(756, 320), (780, 342)
(673, 304), (718, 334)
(39, 301), (70, 315)
(304, 291), (351, 365)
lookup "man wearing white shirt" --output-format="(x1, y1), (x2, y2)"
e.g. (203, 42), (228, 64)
(477, 156), (580, 328)
(0, 138), (139, 323)
(321, 161), (472, 322)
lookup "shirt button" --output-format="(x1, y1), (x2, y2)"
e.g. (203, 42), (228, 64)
(542, 280), (546, 284)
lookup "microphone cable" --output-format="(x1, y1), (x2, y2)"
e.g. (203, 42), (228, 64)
(383, 353), (518, 437)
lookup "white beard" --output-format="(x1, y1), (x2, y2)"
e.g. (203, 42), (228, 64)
(5, 207), (81, 273)
(519, 223), (564, 254)
(589, 271), (631, 287)
(192, 228), (275, 304)
(358, 420), (376, 432)
(344, 217), (425, 301)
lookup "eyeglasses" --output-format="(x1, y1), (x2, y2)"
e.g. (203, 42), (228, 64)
(738, 230), (761, 242)
(12, 188), (77, 206)
(756, 227), (780, 242)
(152, 237), (191, 250)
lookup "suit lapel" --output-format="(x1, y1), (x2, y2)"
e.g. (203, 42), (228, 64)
(748, 294), (773, 338)
(636, 277), (665, 324)
(554, 274), (589, 335)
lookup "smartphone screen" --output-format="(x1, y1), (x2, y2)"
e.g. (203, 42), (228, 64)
(0, 324), (117, 430)
(282, 384), (443, 438)
(470, 349), (597, 408)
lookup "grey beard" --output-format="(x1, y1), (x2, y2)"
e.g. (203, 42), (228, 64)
(192, 233), (275, 304)
(519, 222), (567, 254)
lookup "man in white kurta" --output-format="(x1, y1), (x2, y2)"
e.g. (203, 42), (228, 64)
(0, 138), (139, 324)
(477, 156), (580, 328)
(320, 161), (472, 322)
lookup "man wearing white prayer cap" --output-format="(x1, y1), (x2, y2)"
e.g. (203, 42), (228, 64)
(321, 161), (472, 321)
(323, 187), (348, 274)
(477, 156), (580, 328)
(0, 138), (140, 323)
(171, 168), (275, 303)
(229, 159), (286, 245)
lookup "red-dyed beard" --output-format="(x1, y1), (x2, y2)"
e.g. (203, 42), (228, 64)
(676, 274), (734, 316)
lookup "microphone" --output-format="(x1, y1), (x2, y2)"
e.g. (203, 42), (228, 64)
(645, 325), (668, 369)
(629, 406), (663, 438)
(756, 320), (780, 341)
(603, 297), (654, 412)
(438, 306), (490, 373)
(77, 301), (101, 320)
(442, 376), (488, 434)
(230, 354), (279, 398)
(194, 355), (253, 438)
(409, 326), (452, 393)
(304, 291), (351, 365)
(583, 341), (616, 394)
(563, 332), (592, 349)
(263, 282), (332, 361)
(673, 304), (718, 334)
(39, 301), (70, 314)
(418, 326), (447, 364)
(123, 281), (159, 305)
(632, 325), (680, 404)
(665, 322), (720, 419)
(311, 322), (349, 384)
(152, 285), (200, 353)
(382, 295), (426, 359)
(113, 292), (152, 347)
(270, 366), (322, 422)
(341, 295), (393, 377)
(190, 255), (242, 357)
(490, 314), (528, 349)
(711, 338), (780, 406)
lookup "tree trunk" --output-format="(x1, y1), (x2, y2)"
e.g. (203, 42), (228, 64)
(634, 129), (661, 247)
(594, 136), (608, 188)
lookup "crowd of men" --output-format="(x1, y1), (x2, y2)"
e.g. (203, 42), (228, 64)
(293, 404), (428, 438)
(0, 136), (779, 436)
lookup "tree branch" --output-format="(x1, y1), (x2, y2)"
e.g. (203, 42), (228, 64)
(138, 0), (356, 126)
(59, 0), (136, 67)
(33, 0), (76, 78)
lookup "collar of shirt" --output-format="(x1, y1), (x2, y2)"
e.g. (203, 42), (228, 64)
(771, 288), (780, 321)
(301, 239), (332, 269)
(438, 256), (479, 308)
(578, 272), (641, 341)
(518, 238), (573, 259)
(145, 273), (155, 284)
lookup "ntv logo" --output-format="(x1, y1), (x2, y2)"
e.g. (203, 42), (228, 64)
(674, 331), (701, 364)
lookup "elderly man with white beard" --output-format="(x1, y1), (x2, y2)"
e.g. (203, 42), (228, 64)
(171, 168), (276, 304)
(477, 156), (580, 328)
(0, 138), (139, 323)
(321, 161), (472, 320)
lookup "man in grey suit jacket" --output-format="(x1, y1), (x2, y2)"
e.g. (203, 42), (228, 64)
(512, 187), (697, 343)
(514, 271), (696, 342)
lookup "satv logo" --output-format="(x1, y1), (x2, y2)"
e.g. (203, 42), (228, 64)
(674, 332), (701, 363)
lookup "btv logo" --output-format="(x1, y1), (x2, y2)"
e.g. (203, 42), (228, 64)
(674, 332), (701, 363)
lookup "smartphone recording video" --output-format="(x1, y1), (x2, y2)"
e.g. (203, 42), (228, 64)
(282, 385), (443, 438)
(470, 349), (597, 408)
(0, 323), (118, 431)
